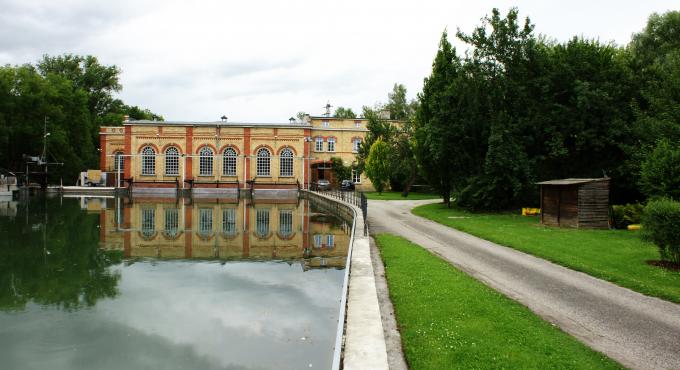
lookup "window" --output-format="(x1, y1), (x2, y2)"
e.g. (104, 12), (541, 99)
(326, 234), (334, 248)
(322, 121), (329, 127)
(314, 234), (322, 248)
(141, 146), (155, 175)
(223, 147), (237, 176)
(327, 138), (335, 152)
(352, 169), (361, 184)
(199, 208), (213, 237)
(279, 209), (293, 237)
(352, 138), (361, 153)
(315, 137), (324, 152)
(165, 147), (179, 176)
(164, 208), (179, 237)
(255, 208), (270, 238)
(114, 152), (124, 171)
(199, 147), (213, 176)
(279, 148), (293, 177)
(256, 148), (271, 176)
(222, 208), (236, 236)
(141, 207), (155, 238)
(355, 121), (361, 128)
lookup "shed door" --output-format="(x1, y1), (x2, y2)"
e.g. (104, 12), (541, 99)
(542, 187), (560, 226)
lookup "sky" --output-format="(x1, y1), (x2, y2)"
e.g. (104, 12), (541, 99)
(0, 0), (678, 122)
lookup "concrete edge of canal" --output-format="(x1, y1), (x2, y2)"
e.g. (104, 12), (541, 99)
(304, 191), (389, 370)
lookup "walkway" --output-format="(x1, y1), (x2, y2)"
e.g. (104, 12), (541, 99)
(368, 199), (680, 370)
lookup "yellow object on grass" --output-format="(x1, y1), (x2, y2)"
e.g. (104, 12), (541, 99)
(522, 208), (541, 216)
(627, 224), (641, 231)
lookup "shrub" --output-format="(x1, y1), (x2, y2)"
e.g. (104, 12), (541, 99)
(639, 140), (680, 199)
(611, 203), (645, 229)
(641, 199), (680, 264)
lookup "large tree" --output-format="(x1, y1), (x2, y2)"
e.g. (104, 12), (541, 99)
(414, 31), (462, 207)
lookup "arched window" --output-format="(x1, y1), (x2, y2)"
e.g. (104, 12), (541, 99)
(165, 147), (179, 176)
(256, 148), (270, 176)
(141, 146), (155, 175)
(199, 147), (213, 176)
(327, 138), (336, 152)
(114, 151), (124, 172)
(279, 148), (293, 177)
(223, 147), (237, 176)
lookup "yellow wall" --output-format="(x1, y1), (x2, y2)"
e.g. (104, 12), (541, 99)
(100, 117), (396, 191)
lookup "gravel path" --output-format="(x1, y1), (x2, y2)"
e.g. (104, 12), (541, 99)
(368, 199), (680, 370)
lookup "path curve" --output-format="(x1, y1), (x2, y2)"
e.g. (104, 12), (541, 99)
(368, 199), (680, 370)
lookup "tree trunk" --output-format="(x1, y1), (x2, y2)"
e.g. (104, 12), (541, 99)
(401, 163), (417, 197)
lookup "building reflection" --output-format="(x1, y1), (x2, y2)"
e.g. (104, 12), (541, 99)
(98, 197), (350, 269)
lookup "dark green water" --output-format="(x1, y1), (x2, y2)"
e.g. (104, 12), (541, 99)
(0, 195), (348, 370)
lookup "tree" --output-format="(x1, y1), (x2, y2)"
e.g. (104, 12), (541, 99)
(415, 31), (462, 207)
(296, 111), (308, 122)
(37, 54), (121, 119)
(639, 140), (680, 200)
(334, 106), (357, 119)
(385, 83), (418, 120)
(0, 55), (162, 184)
(365, 138), (391, 194)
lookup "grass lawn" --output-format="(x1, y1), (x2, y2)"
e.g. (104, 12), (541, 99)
(412, 203), (680, 304)
(363, 191), (441, 200)
(375, 234), (622, 370)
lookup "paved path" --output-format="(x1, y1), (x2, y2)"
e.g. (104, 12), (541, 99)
(368, 199), (680, 370)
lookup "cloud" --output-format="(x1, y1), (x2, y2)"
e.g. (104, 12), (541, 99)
(0, 0), (677, 120)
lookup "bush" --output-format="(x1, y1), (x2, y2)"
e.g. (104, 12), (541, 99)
(611, 203), (645, 229)
(639, 140), (680, 199)
(642, 199), (680, 264)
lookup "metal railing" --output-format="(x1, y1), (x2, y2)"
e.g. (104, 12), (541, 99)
(315, 189), (368, 236)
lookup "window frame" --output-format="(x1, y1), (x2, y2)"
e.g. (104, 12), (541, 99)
(164, 147), (180, 176)
(315, 137), (324, 152)
(279, 148), (294, 177)
(114, 151), (124, 172)
(223, 147), (237, 176)
(141, 146), (156, 176)
(352, 169), (361, 184)
(256, 148), (271, 177)
(352, 138), (361, 153)
(327, 138), (335, 152)
(199, 147), (214, 176)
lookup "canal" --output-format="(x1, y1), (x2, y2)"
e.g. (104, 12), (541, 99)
(0, 194), (351, 370)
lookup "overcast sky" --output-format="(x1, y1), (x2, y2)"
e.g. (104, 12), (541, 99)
(1, 0), (677, 122)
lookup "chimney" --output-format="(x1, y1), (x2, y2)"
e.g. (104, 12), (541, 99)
(123, 115), (130, 123)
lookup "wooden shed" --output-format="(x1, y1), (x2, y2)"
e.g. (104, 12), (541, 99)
(537, 178), (610, 229)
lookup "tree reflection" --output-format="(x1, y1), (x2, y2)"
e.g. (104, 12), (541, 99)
(0, 196), (121, 311)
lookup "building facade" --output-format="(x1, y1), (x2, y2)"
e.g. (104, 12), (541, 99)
(98, 197), (350, 268)
(99, 116), (375, 192)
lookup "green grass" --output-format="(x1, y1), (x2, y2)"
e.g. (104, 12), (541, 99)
(375, 234), (622, 370)
(363, 191), (440, 200)
(412, 203), (680, 303)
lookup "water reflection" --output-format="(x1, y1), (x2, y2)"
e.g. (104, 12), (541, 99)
(99, 196), (350, 268)
(0, 196), (121, 311)
(0, 195), (351, 370)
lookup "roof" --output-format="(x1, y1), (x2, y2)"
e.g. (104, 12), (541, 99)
(536, 178), (610, 186)
(125, 120), (311, 127)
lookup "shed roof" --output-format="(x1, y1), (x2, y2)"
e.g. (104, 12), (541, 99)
(536, 178), (609, 186)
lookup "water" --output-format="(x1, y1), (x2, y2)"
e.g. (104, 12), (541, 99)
(0, 195), (350, 370)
